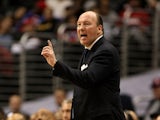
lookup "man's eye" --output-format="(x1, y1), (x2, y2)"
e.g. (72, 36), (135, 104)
(77, 24), (81, 26)
(84, 23), (90, 26)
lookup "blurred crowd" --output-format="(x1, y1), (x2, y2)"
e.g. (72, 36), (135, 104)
(0, 0), (158, 47)
(0, 77), (160, 120)
(0, 0), (160, 78)
(1, 0), (160, 78)
(0, 88), (72, 120)
(0, 0), (160, 120)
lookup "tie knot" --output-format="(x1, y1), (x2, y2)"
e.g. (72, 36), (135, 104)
(84, 49), (89, 55)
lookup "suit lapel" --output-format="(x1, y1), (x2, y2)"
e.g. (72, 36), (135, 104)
(90, 37), (104, 52)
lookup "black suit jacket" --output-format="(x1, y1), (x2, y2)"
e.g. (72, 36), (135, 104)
(53, 37), (125, 120)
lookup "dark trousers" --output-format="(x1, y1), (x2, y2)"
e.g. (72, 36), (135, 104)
(92, 113), (126, 120)
(71, 114), (125, 120)
(92, 114), (114, 120)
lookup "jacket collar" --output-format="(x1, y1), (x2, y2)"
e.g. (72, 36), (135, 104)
(90, 36), (105, 52)
(85, 35), (103, 50)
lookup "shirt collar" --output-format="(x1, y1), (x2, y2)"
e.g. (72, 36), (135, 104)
(85, 35), (103, 50)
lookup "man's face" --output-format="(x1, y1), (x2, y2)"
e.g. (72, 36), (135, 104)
(9, 96), (22, 112)
(61, 103), (71, 120)
(77, 11), (102, 47)
(54, 90), (66, 107)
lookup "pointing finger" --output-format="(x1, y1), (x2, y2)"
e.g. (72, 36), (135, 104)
(48, 40), (53, 48)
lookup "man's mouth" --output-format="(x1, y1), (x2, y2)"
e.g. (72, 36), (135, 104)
(80, 34), (87, 38)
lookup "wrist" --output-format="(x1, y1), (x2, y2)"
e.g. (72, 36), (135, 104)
(52, 59), (57, 67)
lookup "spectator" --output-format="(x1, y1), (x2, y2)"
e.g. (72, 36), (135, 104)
(33, 108), (56, 120)
(19, 10), (41, 33)
(118, 0), (152, 73)
(13, 6), (41, 33)
(144, 77), (160, 120)
(71, 0), (85, 18)
(147, 0), (160, 15)
(36, 7), (61, 34)
(96, 0), (119, 40)
(35, 0), (47, 14)
(7, 113), (25, 120)
(54, 88), (67, 109)
(57, 14), (78, 43)
(119, 0), (151, 51)
(119, 0), (150, 27)
(7, 95), (29, 120)
(61, 99), (72, 120)
(83, 0), (97, 11)
(12, 6), (27, 39)
(0, 16), (14, 49)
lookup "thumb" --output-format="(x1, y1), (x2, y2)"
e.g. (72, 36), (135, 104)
(48, 40), (53, 48)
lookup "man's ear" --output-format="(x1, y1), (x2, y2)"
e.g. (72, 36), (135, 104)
(97, 25), (103, 34)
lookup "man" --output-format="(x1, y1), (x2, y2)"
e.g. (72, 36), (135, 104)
(41, 11), (125, 120)
(61, 99), (72, 120)
(54, 88), (67, 107)
(144, 77), (160, 120)
(7, 95), (29, 120)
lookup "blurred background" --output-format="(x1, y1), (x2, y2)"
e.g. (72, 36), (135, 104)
(0, 0), (160, 120)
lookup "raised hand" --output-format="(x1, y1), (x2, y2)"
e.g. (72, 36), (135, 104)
(41, 40), (57, 67)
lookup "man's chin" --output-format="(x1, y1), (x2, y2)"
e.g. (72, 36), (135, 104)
(80, 40), (87, 46)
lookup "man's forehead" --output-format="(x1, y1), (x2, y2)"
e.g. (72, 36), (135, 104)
(77, 12), (97, 22)
(81, 11), (96, 16)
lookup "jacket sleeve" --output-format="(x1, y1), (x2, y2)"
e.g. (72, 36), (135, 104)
(52, 50), (114, 89)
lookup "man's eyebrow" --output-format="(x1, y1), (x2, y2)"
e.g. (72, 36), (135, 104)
(77, 21), (90, 23)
